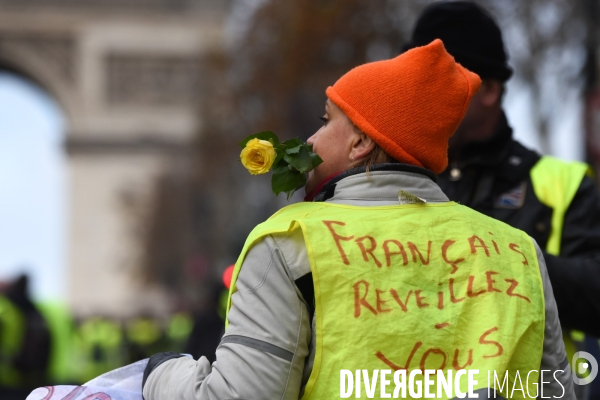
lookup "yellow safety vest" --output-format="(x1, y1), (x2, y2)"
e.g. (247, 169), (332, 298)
(530, 155), (592, 376)
(166, 312), (194, 353)
(228, 201), (545, 399)
(530, 156), (591, 256)
(0, 295), (25, 386)
(36, 301), (75, 384)
(0, 297), (76, 386)
(73, 317), (125, 383)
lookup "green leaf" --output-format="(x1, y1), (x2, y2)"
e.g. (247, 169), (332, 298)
(273, 144), (286, 166)
(238, 131), (280, 148)
(285, 145), (302, 155)
(282, 137), (303, 150)
(294, 172), (307, 189)
(272, 166), (305, 196)
(288, 147), (315, 173)
(310, 152), (323, 168)
(288, 174), (307, 200)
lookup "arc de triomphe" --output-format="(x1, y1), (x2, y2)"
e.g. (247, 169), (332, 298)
(0, 0), (228, 317)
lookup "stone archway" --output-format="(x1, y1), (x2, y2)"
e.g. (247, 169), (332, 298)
(0, 1), (229, 318)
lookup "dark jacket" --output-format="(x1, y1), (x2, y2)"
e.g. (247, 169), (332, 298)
(438, 113), (600, 336)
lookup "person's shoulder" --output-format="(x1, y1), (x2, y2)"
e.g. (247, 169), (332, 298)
(267, 202), (330, 221)
(506, 138), (542, 171)
(510, 138), (541, 158)
(530, 155), (592, 190)
(453, 201), (529, 235)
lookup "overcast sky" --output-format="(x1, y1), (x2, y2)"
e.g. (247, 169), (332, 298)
(0, 72), (66, 301)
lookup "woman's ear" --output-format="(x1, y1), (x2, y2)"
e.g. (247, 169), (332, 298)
(349, 130), (376, 161)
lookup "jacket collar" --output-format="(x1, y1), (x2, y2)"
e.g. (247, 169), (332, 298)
(309, 163), (444, 203)
(454, 111), (514, 168)
(438, 111), (541, 199)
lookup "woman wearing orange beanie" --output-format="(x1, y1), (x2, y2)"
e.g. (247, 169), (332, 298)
(143, 40), (574, 400)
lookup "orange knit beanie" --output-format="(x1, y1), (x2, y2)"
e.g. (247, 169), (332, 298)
(326, 39), (481, 173)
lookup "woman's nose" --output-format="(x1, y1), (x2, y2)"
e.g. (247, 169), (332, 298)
(307, 133), (316, 145)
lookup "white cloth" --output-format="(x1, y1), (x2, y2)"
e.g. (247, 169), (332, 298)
(27, 359), (149, 400)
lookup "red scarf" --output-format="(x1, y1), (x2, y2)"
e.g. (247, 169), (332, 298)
(303, 171), (343, 202)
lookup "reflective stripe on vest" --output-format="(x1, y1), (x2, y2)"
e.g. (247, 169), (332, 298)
(228, 202), (545, 400)
(530, 156), (591, 256)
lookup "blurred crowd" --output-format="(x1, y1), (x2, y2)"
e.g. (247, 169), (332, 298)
(0, 274), (227, 400)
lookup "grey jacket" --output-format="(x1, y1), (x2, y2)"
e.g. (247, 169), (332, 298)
(143, 169), (575, 400)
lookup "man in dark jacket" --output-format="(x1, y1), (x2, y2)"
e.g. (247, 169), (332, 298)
(404, 3), (600, 339)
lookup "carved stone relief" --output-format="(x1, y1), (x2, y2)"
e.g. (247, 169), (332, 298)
(106, 54), (203, 106)
(0, 33), (76, 84)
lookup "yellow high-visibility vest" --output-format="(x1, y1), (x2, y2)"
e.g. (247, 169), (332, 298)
(530, 155), (592, 376)
(530, 156), (591, 256)
(0, 295), (25, 386)
(0, 297), (76, 386)
(72, 317), (125, 383)
(36, 301), (75, 384)
(228, 201), (545, 399)
(166, 312), (194, 353)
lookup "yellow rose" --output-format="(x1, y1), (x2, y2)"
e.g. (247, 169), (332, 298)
(240, 138), (276, 175)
